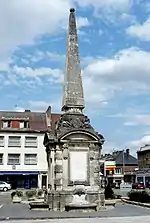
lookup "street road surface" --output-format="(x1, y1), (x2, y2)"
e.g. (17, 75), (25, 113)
(1, 216), (150, 223)
(0, 203), (150, 220)
(0, 191), (150, 222)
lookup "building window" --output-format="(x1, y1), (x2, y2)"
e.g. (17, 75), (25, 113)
(24, 121), (29, 128)
(8, 154), (20, 165)
(20, 121), (29, 128)
(0, 136), (4, 147)
(25, 136), (37, 147)
(8, 136), (21, 147)
(3, 120), (11, 128)
(115, 168), (122, 174)
(0, 154), (3, 165)
(20, 121), (24, 128)
(24, 154), (37, 165)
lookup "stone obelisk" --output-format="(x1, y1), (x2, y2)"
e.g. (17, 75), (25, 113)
(44, 8), (105, 211)
(62, 8), (84, 114)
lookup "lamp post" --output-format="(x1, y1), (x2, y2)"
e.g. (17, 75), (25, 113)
(122, 149), (125, 183)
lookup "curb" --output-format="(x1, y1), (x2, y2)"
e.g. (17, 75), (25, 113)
(121, 198), (150, 208)
(0, 215), (113, 221)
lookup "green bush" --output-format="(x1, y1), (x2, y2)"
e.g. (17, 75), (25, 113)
(26, 190), (36, 198)
(128, 190), (150, 203)
(37, 189), (43, 197)
(16, 190), (23, 197)
(104, 183), (115, 199)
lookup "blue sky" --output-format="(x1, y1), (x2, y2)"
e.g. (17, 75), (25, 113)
(1, 0), (150, 155)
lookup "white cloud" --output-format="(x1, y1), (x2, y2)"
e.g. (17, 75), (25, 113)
(75, 0), (132, 22)
(77, 17), (90, 28)
(129, 135), (150, 147)
(12, 66), (63, 83)
(75, 0), (131, 11)
(0, 0), (71, 61)
(109, 110), (150, 127)
(82, 47), (150, 107)
(125, 115), (150, 126)
(28, 100), (50, 111)
(14, 106), (25, 112)
(28, 99), (61, 112)
(7, 47), (150, 109)
(124, 121), (138, 126)
(127, 17), (150, 41)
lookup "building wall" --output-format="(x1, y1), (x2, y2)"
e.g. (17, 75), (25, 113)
(0, 132), (48, 188)
(116, 165), (137, 173)
(138, 150), (150, 169)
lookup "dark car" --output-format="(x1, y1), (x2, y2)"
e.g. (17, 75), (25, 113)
(145, 182), (150, 189)
(132, 182), (145, 189)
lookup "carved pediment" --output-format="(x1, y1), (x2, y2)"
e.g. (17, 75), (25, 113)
(55, 114), (104, 144)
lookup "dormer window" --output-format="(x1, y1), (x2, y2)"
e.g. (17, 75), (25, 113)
(3, 120), (11, 128)
(19, 121), (29, 128)
(20, 121), (24, 128)
(24, 121), (29, 128)
(1, 117), (29, 129)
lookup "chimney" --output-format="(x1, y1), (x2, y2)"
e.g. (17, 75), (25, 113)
(24, 109), (31, 112)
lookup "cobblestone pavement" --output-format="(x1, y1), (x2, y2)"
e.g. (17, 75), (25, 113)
(1, 216), (150, 223)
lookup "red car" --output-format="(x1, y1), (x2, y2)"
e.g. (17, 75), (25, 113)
(132, 182), (145, 189)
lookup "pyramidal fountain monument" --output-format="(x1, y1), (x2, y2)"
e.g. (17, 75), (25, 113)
(44, 8), (105, 212)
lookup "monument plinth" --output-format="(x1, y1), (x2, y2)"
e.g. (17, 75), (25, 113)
(44, 8), (105, 211)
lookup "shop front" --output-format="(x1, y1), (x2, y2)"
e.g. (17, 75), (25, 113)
(105, 161), (116, 185)
(0, 171), (39, 189)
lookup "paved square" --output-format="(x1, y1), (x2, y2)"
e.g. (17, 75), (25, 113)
(1, 216), (150, 223)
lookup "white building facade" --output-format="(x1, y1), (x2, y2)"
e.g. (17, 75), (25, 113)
(0, 132), (48, 189)
(0, 110), (50, 189)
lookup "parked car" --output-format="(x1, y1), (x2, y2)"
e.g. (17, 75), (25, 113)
(0, 181), (11, 191)
(114, 182), (120, 189)
(120, 182), (132, 189)
(145, 182), (150, 189)
(132, 182), (145, 189)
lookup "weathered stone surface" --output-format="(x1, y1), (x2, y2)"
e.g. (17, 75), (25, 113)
(94, 152), (100, 160)
(94, 165), (100, 173)
(55, 152), (63, 160)
(62, 8), (84, 112)
(89, 143), (102, 152)
(94, 177), (100, 185)
(54, 178), (62, 186)
(55, 164), (63, 173)
(56, 113), (100, 138)
(86, 192), (99, 204)
(94, 172), (99, 179)
(52, 193), (60, 211)
(63, 148), (69, 159)
(89, 151), (95, 160)
(12, 195), (22, 203)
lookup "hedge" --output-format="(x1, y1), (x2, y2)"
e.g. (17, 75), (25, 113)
(128, 190), (150, 203)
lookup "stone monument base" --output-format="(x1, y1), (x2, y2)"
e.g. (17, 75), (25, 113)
(47, 190), (105, 211)
(65, 203), (97, 212)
